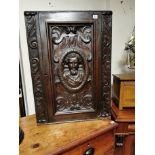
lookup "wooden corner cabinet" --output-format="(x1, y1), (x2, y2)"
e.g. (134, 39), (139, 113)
(24, 11), (112, 124)
(19, 115), (118, 155)
(112, 74), (135, 110)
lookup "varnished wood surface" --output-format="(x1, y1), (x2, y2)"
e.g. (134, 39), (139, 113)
(111, 101), (135, 123)
(19, 114), (118, 155)
(114, 146), (123, 155)
(128, 124), (135, 133)
(112, 74), (135, 81)
(123, 135), (135, 155)
(111, 101), (135, 155)
(59, 131), (115, 155)
(112, 74), (135, 110)
(119, 81), (135, 109)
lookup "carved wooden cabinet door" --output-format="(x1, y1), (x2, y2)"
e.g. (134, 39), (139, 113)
(24, 11), (112, 124)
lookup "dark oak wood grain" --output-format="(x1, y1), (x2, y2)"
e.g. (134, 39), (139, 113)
(24, 11), (112, 124)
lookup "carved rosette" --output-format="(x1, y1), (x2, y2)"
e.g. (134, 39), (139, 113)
(101, 14), (112, 117)
(24, 12), (47, 123)
(49, 24), (94, 112)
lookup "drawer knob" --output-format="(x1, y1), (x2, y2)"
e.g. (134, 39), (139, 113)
(83, 147), (95, 155)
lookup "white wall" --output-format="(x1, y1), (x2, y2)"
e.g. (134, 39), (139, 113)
(111, 0), (135, 74)
(19, 0), (135, 115)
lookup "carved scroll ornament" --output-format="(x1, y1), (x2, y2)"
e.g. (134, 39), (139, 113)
(24, 12), (47, 123)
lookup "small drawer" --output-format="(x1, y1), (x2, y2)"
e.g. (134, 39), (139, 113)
(62, 130), (115, 155)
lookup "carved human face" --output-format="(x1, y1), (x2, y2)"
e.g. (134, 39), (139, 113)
(68, 57), (79, 75)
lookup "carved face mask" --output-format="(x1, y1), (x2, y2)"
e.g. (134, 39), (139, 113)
(67, 57), (79, 75)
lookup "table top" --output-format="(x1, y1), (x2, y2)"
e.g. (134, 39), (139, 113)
(111, 101), (135, 123)
(19, 114), (117, 155)
(112, 74), (135, 81)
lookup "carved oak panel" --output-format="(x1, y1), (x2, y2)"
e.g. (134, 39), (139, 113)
(24, 11), (112, 123)
(48, 24), (94, 114)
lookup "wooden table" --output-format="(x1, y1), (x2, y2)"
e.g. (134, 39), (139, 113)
(111, 102), (135, 155)
(19, 115), (118, 155)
